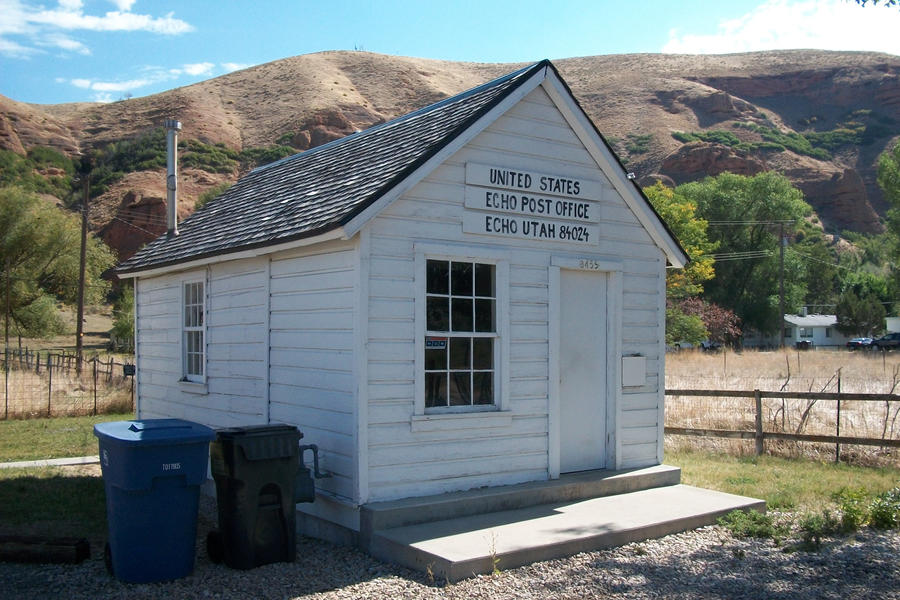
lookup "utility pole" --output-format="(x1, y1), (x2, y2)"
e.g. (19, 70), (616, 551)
(4, 256), (9, 419)
(778, 223), (786, 349)
(75, 157), (91, 375)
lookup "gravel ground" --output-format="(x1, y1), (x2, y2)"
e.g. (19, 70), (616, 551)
(2, 500), (900, 600)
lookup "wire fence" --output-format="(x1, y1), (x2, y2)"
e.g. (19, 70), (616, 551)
(666, 387), (900, 464)
(2, 348), (135, 419)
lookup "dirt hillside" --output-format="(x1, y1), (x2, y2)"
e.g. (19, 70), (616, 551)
(2, 50), (899, 260)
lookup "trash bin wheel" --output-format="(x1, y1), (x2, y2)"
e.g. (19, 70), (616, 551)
(206, 530), (224, 564)
(104, 542), (114, 576)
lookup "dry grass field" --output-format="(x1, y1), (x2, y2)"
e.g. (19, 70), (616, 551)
(665, 348), (900, 465)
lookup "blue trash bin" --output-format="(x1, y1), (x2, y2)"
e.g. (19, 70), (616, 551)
(94, 418), (215, 583)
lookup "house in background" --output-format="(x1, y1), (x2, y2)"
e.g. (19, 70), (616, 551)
(117, 60), (761, 577)
(742, 310), (854, 348)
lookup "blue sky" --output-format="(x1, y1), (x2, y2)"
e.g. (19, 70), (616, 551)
(2, 0), (900, 105)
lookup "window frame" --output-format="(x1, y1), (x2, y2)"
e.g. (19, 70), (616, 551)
(181, 277), (207, 384)
(414, 246), (509, 417)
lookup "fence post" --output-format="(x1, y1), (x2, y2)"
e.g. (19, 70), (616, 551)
(92, 357), (98, 416)
(836, 375), (842, 464)
(755, 389), (764, 456)
(47, 354), (52, 417)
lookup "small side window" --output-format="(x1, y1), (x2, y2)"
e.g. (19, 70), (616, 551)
(183, 281), (205, 382)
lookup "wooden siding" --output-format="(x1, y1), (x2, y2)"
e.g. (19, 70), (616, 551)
(363, 85), (667, 501)
(268, 241), (358, 500)
(135, 257), (269, 426)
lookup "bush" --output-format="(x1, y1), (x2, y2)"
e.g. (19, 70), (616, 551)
(869, 487), (900, 530)
(797, 510), (841, 550)
(0, 148), (75, 199)
(624, 134), (653, 155)
(718, 510), (788, 541)
(195, 182), (232, 209)
(833, 487), (869, 533)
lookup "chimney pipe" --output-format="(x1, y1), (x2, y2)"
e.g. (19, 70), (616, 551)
(165, 119), (182, 237)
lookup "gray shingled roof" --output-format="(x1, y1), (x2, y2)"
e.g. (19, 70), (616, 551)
(117, 60), (547, 274)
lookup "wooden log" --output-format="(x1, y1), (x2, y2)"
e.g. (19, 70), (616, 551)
(0, 535), (90, 564)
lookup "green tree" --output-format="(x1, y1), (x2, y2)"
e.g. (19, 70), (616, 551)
(675, 172), (812, 333)
(677, 171), (813, 335)
(644, 182), (717, 299)
(1, 186), (116, 340)
(835, 290), (886, 337)
(665, 302), (708, 346)
(110, 284), (134, 351)
(644, 182), (719, 346)
(879, 140), (900, 206)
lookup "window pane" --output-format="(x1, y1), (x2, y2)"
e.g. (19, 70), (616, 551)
(474, 263), (495, 297)
(451, 298), (473, 331)
(425, 341), (447, 370)
(425, 373), (447, 407)
(426, 260), (449, 295)
(474, 299), (495, 332)
(449, 372), (471, 405)
(451, 262), (473, 296)
(473, 372), (493, 405)
(449, 337), (470, 370)
(473, 338), (493, 370)
(427, 296), (449, 331)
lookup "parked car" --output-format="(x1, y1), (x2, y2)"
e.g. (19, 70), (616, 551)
(846, 337), (873, 350)
(699, 340), (722, 352)
(795, 340), (814, 350)
(872, 332), (900, 350)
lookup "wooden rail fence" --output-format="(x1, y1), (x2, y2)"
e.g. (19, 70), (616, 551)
(665, 388), (900, 462)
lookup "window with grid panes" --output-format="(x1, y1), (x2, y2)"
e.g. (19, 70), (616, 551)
(183, 281), (205, 382)
(424, 260), (496, 408)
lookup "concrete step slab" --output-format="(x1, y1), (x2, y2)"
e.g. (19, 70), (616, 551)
(362, 464), (682, 534)
(370, 484), (765, 582)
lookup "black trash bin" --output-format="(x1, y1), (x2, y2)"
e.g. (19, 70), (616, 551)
(207, 424), (317, 569)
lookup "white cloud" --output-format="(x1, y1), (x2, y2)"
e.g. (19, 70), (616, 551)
(663, 0), (900, 56)
(30, 8), (194, 35)
(0, 0), (193, 59)
(222, 62), (252, 73)
(42, 33), (90, 54)
(91, 77), (153, 92)
(71, 78), (91, 88)
(183, 62), (214, 76)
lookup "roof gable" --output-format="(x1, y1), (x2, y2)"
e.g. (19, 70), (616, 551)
(118, 60), (687, 276)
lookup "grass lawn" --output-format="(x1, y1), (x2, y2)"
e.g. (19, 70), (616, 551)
(0, 412), (897, 544)
(668, 448), (900, 511)
(0, 412), (132, 462)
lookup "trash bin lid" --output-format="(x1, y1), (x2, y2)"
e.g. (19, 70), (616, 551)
(94, 418), (215, 446)
(215, 423), (300, 440)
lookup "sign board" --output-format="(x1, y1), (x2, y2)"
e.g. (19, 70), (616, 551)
(464, 186), (598, 223)
(465, 163), (604, 202)
(463, 212), (599, 244)
(463, 162), (602, 245)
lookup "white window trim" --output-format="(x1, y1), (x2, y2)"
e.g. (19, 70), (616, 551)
(180, 274), (208, 385)
(413, 244), (510, 422)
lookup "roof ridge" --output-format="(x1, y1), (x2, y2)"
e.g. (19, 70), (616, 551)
(251, 60), (548, 176)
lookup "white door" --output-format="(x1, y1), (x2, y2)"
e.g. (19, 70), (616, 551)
(559, 269), (607, 472)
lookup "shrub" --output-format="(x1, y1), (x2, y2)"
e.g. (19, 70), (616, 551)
(195, 182), (232, 209)
(832, 487), (869, 532)
(869, 487), (900, 530)
(797, 510), (841, 550)
(718, 510), (788, 541)
(624, 133), (653, 155)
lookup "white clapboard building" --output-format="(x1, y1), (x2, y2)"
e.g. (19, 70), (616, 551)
(117, 60), (693, 552)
